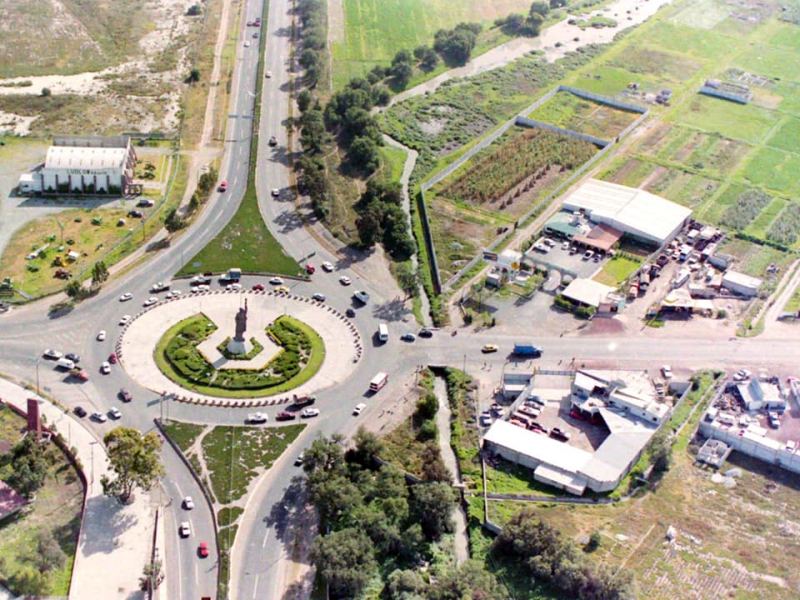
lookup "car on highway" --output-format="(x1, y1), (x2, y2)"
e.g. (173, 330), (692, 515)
(321, 261), (334, 272)
(268, 136), (278, 146)
(247, 412), (268, 424)
(269, 277), (284, 285)
(143, 296), (158, 307)
(109, 353), (118, 364)
(244, 41), (250, 48)
(108, 407), (122, 420)
(198, 541), (209, 558)
(275, 411), (296, 421)
(119, 292), (133, 302)
(275, 285), (290, 294)
(252, 283), (265, 291)
(418, 328), (433, 338)
(118, 389), (132, 402)
(91, 412), (107, 423)
(179, 521), (191, 538)
(225, 283), (242, 291)
(305, 263), (315, 274)
(100, 361), (111, 374)
(183, 496), (195, 510)
(312, 293), (326, 302)
(339, 276), (351, 286)
(345, 308), (356, 318)
(43, 349), (63, 360)
(271, 188), (280, 198)
(191, 275), (212, 285)
(96, 330), (106, 341)
(119, 315), (132, 326)
(74, 406), (87, 418)
(353, 290), (369, 304)
(151, 282), (170, 293)
(353, 403), (366, 416)
(400, 333), (416, 342)
(301, 408), (320, 419)
(481, 344), (499, 353)
(166, 290), (182, 299)
(265, 70), (272, 78)
(65, 352), (81, 363)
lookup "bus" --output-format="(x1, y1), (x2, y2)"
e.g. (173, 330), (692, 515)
(369, 372), (388, 393)
(377, 323), (389, 343)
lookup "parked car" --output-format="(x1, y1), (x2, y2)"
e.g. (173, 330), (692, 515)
(74, 406), (87, 418)
(529, 422), (548, 434)
(400, 333), (416, 342)
(43, 349), (63, 360)
(582, 250), (594, 261)
(100, 361), (111, 374)
(198, 541), (209, 558)
(96, 330), (107, 341)
(271, 188), (280, 198)
(91, 411), (108, 423)
(143, 296), (158, 307)
(305, 264), (316, 274)
(108, 407), (122, 420)
(353, 290), (369, 304)
(108, 353), (118, 364)
(418, 328), (433, 338)
(339, 276), (351, 286)
(265, 70), (272, 78)
(183, 496), (195, 510)
(252, 283), (265, 291)
(345, 308), (356, 318)
(321, 261), (334, 272)
(119, 315), (132, 326)
(312, 293), (326, 302)
(179, 521), (191, 538)
(128, 209), (143, 218)
(275, 285), (290, 294)
(119, 389), (132, 402)
(661, 365), (673, 379)
(301, 408), (320, 418)
(481, 344), (499, 354)
(65, 352), (80, 363)
(353, 403), (366, 416)
(275, 411), (296, 421)
(119, 292), (133, 302)
(137, 198), (155, 208)
(733, 369), (751, 382)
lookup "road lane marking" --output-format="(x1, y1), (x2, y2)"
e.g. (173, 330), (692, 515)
(253, 574), (260, 599)
(262, 530), (270, 548)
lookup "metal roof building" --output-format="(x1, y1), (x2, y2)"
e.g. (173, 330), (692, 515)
(561, 278), (615, 308)
(563, 179), (691, 245)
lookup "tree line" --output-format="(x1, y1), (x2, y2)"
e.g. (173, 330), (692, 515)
(496, 0), (567, 36)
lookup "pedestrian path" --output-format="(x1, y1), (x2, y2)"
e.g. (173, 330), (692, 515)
(0, 377), (154, 600)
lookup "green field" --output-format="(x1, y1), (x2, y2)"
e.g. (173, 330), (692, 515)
(593, 254), (643, 287)
(526, 91), (640, 139)
(331, 0), (534, 87)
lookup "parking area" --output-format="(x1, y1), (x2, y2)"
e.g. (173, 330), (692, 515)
(526, 240), (606, 280)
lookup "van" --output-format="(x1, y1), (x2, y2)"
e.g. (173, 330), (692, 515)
(378, 323), (389, 343)
(56, 358), (75, 370)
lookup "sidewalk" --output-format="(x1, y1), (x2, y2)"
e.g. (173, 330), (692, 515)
(0, 377), (154, 600)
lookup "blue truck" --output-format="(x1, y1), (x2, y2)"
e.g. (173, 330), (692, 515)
(513, 343), (542, 358)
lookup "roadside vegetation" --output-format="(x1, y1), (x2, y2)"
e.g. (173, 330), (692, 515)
(0, 405), (83, 597)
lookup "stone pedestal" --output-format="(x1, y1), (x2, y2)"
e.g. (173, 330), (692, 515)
(226, 337), (252, 356)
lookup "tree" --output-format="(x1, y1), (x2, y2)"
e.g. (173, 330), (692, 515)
(101, 427), (164, 504)
(297, 89), (313, 113)
(64, 279), (83, 299)
(550, 0), (568, 8)
(7, 436), (49, 497)
(530, 1), (551, 17)
(498, 13), (527, 34)
(434, 25), (480, 65)
(410, 482), (456, 540)
(91, 260), (109, 285)
(390, 60), (413, 88)
(386, 568), (427, 600)
(41, 87), (51, 97)
(585, 531), (602, 553)
(345, 427), (383, 468)
(164, 208), (186, 233)
(311, 528), (377, 597)
(355, 204), (384, 247)
(302, 434), (346, 475)
(8, 566), (48, 597)
(37, 529), (66, 572)
(348, 135), (380, 173)
(394, 261), (419, 298)
(299, 107), (327, 153)
(139, 558), (165, 592)
(186, 3), (202, 16)
(650, 432), (673, 473)
(186, 68), (200, 84)
(526, 11), (545, 35)
(430, 560), (508, 600)
(420, 443), (451, 483)
(418, 46), (439, 71)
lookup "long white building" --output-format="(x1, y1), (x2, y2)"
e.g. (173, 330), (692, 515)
(18, 135), (137, 196)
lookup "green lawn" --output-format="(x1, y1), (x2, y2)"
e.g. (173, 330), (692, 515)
(766, 117), (800, 153)
(593, 254), (642, 287)
(178, 183), (301, 277)
(675, 95), (780, 144)
(331, 0), (534, 87)
(741, 146), (800, 197)
(162, 420), (205, 453)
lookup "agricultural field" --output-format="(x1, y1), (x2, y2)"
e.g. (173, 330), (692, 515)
(428, 127), (598, 282)
(330, 0), (535, 87)
(717, 236), (794, 280)
(526, 91), (641, 139)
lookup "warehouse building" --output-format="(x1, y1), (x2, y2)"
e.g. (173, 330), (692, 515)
(722, 270), (762, 298)
(562, 179), (692, 246)
(18, 135), (137, 196)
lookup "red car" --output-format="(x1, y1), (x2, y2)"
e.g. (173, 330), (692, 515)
(251, 283), (265, 291)
(198, 541), (209, 558)
(275, 411), (296, 421)
(108, 352), (118, 364)
(305, 264), (315, 275)
(217, 180), (228, 193)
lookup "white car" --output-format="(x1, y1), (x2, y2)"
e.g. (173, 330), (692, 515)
(353, 403), (366, 416)
(119, 292), (133, 302)
(100, 361), (111, 374)
(43, 349), (63, 360)
(353, 290), (370, 304)
(91, 412), (108, 423)
(247, 412), (268, 424)
(661, 365), (673, 379)
(312, 293), (326, 302)
(119, 315), (132, 326)
(244, 41), (250, 48)
(339, 276), (351, 286)
(179, 521), (191, 538)
(108, 407), (122, 420)
(265, 70), (272, 78)
(301, 408), (320, 418)
(227, 283), (242, 291)
(269, 277), (284, 285)
(96, 330), (106, 342)
(271, 188), (280, 198)
(321, 261), (334, 272)
(183, 496), (195, 510)
(143, 296), (158, 307)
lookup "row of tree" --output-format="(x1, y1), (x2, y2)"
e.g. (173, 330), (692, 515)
(303, 431), (504, 598)
(493, 509), (635, 600)
(496, 0), (566, 37)
(354, 179), (416, 260)
(297, 0), (327, 88)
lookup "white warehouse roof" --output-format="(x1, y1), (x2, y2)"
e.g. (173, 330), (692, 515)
(563, 179), (692, 244)
(722, 270), (762, 292)
(562, 278), (615, 308)
(45, 146), (129, 171)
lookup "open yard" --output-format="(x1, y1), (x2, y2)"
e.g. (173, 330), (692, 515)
(0, 404), (83, 597)
(593, 253), (642, 287)
(526, 91), (641, 140)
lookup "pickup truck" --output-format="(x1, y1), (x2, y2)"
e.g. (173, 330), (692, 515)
(512, 343), (542, 358)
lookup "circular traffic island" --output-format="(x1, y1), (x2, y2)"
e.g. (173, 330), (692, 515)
(118, 291), (361, 406)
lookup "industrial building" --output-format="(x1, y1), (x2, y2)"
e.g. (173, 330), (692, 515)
(562, 179), (692, 246)
(560, 278), (616, 310)
(18, 135), (138, 196)
(483, 369), (672, 495)
(721, 270), (762, 298)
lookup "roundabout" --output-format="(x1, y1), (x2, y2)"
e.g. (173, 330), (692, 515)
(117, 290), (362, 406)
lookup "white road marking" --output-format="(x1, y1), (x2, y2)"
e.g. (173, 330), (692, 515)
(262, 530), (270, 548)
(253, 574), (261, 599)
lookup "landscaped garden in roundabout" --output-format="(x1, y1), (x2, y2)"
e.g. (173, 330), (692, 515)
(154, 313), (325, 398)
